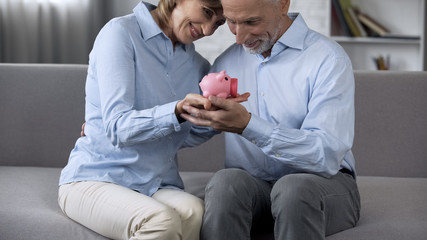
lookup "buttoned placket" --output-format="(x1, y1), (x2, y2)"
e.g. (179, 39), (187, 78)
(257, 61), (270, 121)
(165, 42), (177, 96)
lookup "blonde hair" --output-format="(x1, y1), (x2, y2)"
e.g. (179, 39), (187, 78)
(156, 0), (223, 29)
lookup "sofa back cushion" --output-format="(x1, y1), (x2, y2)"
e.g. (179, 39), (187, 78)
(1, 64), (426, 178)
(353, 71), (427, 177)
(0, 64), (87, 168)
(179, 71), (427, 178)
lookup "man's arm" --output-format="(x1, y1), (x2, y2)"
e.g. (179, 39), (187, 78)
(181, 65), (355, 177)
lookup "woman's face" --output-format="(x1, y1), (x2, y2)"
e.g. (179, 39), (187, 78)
(169, 0), (225, 44)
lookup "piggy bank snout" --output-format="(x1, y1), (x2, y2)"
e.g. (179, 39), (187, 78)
(230, 78), (238, 98)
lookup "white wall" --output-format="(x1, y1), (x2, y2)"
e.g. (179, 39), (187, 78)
(194, 25), (236, 63)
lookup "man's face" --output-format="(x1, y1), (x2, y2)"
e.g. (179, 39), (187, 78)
(221, 0), (288, 57)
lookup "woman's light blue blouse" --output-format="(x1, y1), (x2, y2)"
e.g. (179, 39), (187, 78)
(59, 2), (211, 196)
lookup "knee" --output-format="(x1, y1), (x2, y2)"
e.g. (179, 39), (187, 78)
(131, 206), (182, 240)
(156, 208), (182, 238)
(271, 174), (321, 212)
(205, 168), (253, 201)
(180, 196), (204, 224)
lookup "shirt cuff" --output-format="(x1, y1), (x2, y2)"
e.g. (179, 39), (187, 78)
(241, 114), (274, 147)
(153, 100), (181, 132)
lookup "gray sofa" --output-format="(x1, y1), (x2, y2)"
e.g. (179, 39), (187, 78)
(1, 63), (426, 240)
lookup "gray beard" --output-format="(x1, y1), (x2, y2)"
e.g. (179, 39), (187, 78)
(243, 24), (282, 55)
(243, 38), (273, 55)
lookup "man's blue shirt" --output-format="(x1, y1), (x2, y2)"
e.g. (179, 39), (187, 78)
(212, 13), (356, 181)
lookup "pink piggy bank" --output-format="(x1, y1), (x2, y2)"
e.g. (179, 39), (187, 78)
(199, 70), (238, 98)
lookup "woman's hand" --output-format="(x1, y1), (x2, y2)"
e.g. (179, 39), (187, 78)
(175, 92), (250, 117)
(81, 122), (86, 137)
(175, 93), (212, 118)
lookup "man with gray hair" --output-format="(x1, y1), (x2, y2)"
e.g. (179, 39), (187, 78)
(180, 0), (361, 239)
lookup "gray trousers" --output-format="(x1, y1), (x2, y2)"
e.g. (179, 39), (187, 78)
(200, 168), (360, 240)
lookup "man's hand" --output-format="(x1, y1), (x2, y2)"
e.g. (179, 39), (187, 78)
(180, 95), (251, 134)
(228, 92), (250, 103)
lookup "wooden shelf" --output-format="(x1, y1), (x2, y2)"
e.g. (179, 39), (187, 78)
(332, 36), (421, 45)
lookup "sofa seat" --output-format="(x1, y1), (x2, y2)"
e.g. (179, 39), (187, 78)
(0, 166), (107, 240)
(328, 177), (427, 240)
(2, 166), (427, 240)
(0, 166), (213, 240)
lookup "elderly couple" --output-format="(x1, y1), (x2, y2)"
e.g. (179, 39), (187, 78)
(58, 0), (361, 239)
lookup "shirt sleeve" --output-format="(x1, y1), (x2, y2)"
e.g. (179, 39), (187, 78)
(241, 56), (355, 177)
(91, 20), (181, 148)
(181, 125), (220, 148)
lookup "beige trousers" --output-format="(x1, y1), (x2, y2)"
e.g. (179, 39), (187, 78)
(58, 181), (204, 240)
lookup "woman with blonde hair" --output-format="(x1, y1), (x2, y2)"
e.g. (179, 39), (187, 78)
(58, 1), (230, 239)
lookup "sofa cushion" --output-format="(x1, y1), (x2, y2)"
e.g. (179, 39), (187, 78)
(0, 64), (87, 168)
(180, 171), (214, 199)
(0, 166), (213, 240)
(2, 166), (427, 240)
(328, 176), (427, 240)
(353, 71), (427, 178)
(0, 166), (108, 240)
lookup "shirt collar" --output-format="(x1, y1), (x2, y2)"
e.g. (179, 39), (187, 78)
(278, 13), (308, 51)
(133, 2), (188, 52)
(258, 13), (308, 61)
(133, 2), (164, 41)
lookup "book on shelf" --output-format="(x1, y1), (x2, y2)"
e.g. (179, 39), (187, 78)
(330, 2), (344, 36)
(356, 13), (420, 40)
(357, 13), (389, 37)
(338, 0), (362, 37)
(331, 0), (352, 37)
(332, 0), (368, 37)
(331, 0), (421, 40)
(348, 7), (367, 37)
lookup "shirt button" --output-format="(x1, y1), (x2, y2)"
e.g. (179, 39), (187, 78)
(251, 139), (256, 144)
(275, 153), (280, 158)
(261, 92), (264, 96)
(262, 62), (266, 66)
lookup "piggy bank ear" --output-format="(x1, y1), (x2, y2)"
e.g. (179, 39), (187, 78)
(220, 70), (230, 81)
(217, 70), (226, 81)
